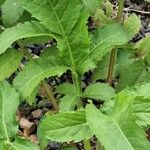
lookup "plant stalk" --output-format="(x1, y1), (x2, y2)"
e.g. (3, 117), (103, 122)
(83, 139), (92, 150)
(116, 0), (125, 22)
(107, 0), (125, 85)
(72, 72), (91, 149)
(42, 80), (59, 112)
(18, 44), (59, 111)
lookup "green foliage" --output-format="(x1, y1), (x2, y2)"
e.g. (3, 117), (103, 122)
(0, 48), (23, 81)
(0, 0), (150, 149)
(38, 111), (92, 149)
(13, 57), (69, 104)
(0, 21), (51, 55)
(83, 83), (115, 101)
(1, 0), (24, 27)
(0, 81), (38, 149)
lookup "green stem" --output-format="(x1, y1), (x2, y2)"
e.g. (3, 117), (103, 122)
(107, 0), (125, 85)
(116, 0), (125, 21)
(107, 49), (116, 85)
(83, 139), (92, 150)
(72, 72), (91, 149)
(42, 80), (59, 112)
(72, 72), (83, 108)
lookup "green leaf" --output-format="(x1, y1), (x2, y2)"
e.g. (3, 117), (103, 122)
(40, 46), (59, 58)
(1, 0), (24, 27)
(78, 23), (128, 74)
(12, 137), (39, 150)
(117, 60), (147, 91)
(83, 83), (115, 101)
(82, 0), (102, 14)
(124, 14), (141, 40)
(0, 48), (23, 81)
(38, 111), (92, 149)
(56, 83), (76, 95)
(0, 21), (51, 55)
(21, 0), (90, 67)
(86, 94), (150, 150)
(13, 57), (69, 104)
(0, 0), (6, 5)
(59, 95), (77, 112)
(144, 0), (150, 2)
(135, 36), (150, 56)
(0, 81), (19, 140)
(133, 97), (150, 127)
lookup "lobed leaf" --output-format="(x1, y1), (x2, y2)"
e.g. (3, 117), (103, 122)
(86, 93), (150, 150)
(38, 111), (92, 149)
(13, 57), (69, 104)
(0, 21), (51, 55)
(78, 23), (128, 74)
(21, 0), (90, 67)
(0, 48), (23, 81)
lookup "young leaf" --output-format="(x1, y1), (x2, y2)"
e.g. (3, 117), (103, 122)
(0, 81), (19, 141)
(78, 23), (128, 74)
(83, 83), (115, 101)
(56, 83), (76, 95)
(1, 0), (24, 27)
(117, 60), (147, 91)
(133, 97), (150, 127)
(86, 93), (150, 150)
(82, 0), (102, 14)
(21, 0), (90, 67)
(0, 48), (23, 81)
(12, 137), (39, 150)
(0, 21), (51, 55)
(124, 14), (141, 40)
(59, 95), (77, 112)
(135, 37), (150, 56)
(38, 111), (92, 149)
(13, 57), (69, 104)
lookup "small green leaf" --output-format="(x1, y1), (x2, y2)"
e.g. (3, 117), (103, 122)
(133, 97), (150, 127)
(13, 57), (69, 104)
(0, 81), (19, 140)
(124, 14), (141, 40)
(56, 83), (76, 95)
(117, 60), (147, 91)
(0, 21), (51, 55)
(59, 95), (77, 112)
(1, 0), (24, 27)
(12, 137), (39, 150)
(135, 37), (150, 56)
(38, 111), (92, 149)
(0, 48), (23, 81)
(83, 83), (115, 101)
(82, 0), (102, 14)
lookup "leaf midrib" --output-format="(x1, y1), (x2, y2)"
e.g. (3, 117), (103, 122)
(49, 1), (76, 69)
(1, 90), (10, 143)
(79, 32), (125, 65)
